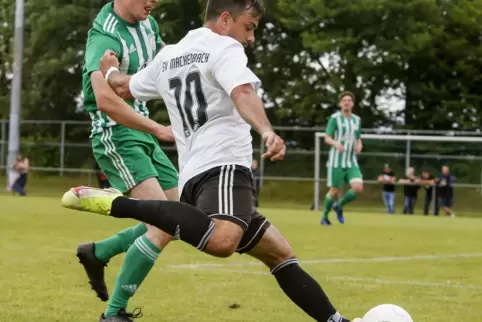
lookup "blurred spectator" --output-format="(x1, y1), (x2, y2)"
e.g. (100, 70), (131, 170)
(251, 159), (261, 207)
(95, 162), (111, 189)
(399, 167), (420, 215)
(437, 165), (455, 217)
(12, 153), (29, 196)
(377, 164), (396, 214)
(421, 170), (439, 216)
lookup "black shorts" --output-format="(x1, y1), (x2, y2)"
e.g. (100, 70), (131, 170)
(439, 196), (453, 207)
(180, 164), (271, 254)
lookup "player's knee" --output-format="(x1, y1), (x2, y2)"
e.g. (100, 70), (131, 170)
(205, 220), (244, 258)
(206, 232), (238, 257)
(329, 188), (339, 198)
(351, 183), (363, 193)
(209, 242), (238, 258)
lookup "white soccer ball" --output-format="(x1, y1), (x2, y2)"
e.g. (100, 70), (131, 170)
(362, 304), (413, 322)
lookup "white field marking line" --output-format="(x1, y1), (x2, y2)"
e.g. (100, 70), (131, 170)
(168, 267), (482, 290)
(168, 253), (482, 269)
(328, 276), (482, 290)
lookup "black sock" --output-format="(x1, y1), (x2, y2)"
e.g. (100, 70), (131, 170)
(271, 259), (349, 322)
(111, 197), (215, 250)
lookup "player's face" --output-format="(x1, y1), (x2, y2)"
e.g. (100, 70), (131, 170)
(126, 0), (158, 21)
(222, 10), (260, 47)
(339, 95), (354, 113)
(442, 166), (449, 175)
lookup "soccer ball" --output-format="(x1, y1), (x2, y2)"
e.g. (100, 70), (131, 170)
(361, 304), (413, 322)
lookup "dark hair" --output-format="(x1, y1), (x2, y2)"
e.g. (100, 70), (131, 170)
(338, 91), (355, 102)
(205, 0), (265, 21)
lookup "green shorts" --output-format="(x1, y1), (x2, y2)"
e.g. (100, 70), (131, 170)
(327, 166), (363, 188)
(92, 126), (178, 193)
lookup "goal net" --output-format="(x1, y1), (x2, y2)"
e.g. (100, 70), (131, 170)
(313, 133), (482, 216)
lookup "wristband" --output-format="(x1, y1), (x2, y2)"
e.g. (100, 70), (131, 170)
(105, 66), (119, 82)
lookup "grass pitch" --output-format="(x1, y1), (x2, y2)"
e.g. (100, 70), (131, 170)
(0, 195), (481, 321)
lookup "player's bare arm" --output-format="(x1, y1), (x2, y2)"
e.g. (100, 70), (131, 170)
(105, 71), (132, 100)
(91, 71), (173, 142)
(99, 50), (133, 100)
(324, 135), (345, 152)
(355, 138), (362, 154)
(231, 84), (272, 134)
(231, 84), (285, 161)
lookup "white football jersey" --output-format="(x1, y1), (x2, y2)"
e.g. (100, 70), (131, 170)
(129, 27), (261, 194)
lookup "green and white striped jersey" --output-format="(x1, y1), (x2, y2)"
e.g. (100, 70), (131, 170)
(82, 2), (163, 136)
(325, 111), (362, 168)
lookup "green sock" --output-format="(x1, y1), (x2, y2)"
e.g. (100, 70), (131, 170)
(322, 193), (335, 220)
(94, 223), (147, 264)
(104, 235), (160, 318)
(338, 189), (357, 208)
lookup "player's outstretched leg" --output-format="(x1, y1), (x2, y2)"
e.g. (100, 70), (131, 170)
(61, 186), (243, 258)
(245, 223), (359, 322)
(89, 224), (147, 267)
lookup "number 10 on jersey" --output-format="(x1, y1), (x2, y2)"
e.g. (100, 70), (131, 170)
(169, 71), (208, 138)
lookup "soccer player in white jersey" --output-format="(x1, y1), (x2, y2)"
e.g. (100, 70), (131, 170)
(62, 1), (361, 321)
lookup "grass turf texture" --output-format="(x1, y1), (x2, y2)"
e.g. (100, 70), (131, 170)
(2, 174), (482, 215)
(0, 195), (481, 321)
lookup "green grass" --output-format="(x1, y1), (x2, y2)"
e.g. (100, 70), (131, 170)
(0, 195), (481, 321)
(4, 174), (482, 216)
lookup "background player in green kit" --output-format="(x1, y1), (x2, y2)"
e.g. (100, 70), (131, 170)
(79, 1), (180, 320)
(321, 91), (364, 226)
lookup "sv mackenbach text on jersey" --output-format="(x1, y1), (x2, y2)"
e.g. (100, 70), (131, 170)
(162, 53), (211, 72)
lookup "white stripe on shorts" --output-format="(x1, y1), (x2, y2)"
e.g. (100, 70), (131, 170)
(218, 165), (235, 215)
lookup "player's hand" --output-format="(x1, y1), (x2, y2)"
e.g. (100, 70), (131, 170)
(335, 143), (345, 152)
(100, 50), (120, 76)
(154, 125), (175, 143)
(262, 131), (286, 161)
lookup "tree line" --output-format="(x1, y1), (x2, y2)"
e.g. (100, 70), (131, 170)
(0, 0), (481, 169)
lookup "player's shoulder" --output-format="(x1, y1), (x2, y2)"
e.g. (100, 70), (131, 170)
(91, 3), (121, 37)
(352, 113), (361, 120)
(189, 28), (245, 55)
(329, 111), (341, 119)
